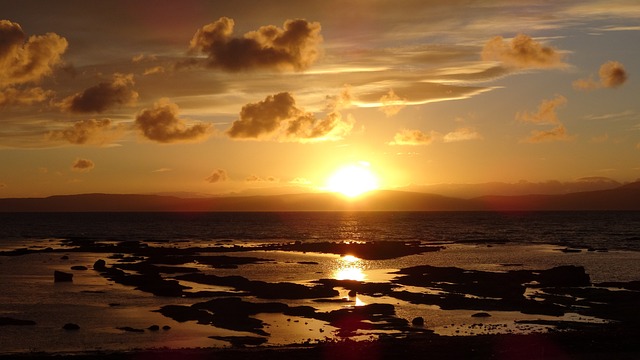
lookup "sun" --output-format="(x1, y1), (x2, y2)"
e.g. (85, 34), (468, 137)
(325, 163), (379, 197)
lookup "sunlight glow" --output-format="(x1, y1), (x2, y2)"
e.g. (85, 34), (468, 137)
(325, 162), (379, 197)
(334, 254), (366, 281)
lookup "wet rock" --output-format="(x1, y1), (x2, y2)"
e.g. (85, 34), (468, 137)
(71, 265), (88, 271)
(117, 326), (145, 333)
(348, 289), (357, 297)
(63, 323), (80, 330)
(210, 335), (267, 348)
(412, 317), (425, 326)
(472, 312), (491, 318)
(60, 255), (69, 260)
(93, 259), (107, 271)
(537, 265), (591, 287)
(0, 317), (36, 326)
(148, 325), (160, 331)
(162, 325), (171, 330)
(54, 270), (73, 282)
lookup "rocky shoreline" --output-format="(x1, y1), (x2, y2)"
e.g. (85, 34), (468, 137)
(1, 238), (639, 357)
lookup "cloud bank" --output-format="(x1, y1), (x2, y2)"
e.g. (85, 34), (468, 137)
(187, 17), (322, 72)
(135, 98), (213, 143)
(226, 92), (353, 142)
(58, 73), (139, 113)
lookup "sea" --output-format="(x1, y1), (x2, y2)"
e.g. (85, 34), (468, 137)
(2, 211), (640, 250)
(1, 211), (640, 353)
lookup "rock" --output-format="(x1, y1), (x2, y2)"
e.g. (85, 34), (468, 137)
(537, 265), (591, 287)
(412, 317), (425, 326)
(60, 255), (69, 260)
(117, 326), (145, 333)
(148, 325), (160, 331)
(63, 323), (80, 330)
(93, 259), (107, 271)
(71, 265), (88, 271)
(348, 289), (357, 297)
(162, 325), (171, 330)
(472, 312), (491, 318)
(0, 317), (36, 326)
(54, 270), (73, 282)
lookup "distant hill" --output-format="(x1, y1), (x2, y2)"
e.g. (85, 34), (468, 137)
(0, 182), (639, 212)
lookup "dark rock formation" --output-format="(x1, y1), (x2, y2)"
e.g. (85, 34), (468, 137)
(0, 317), (36, 326)
(63, 323), (80, 330)
(93, 259), (107, 271)
(71, 265), (88, 271)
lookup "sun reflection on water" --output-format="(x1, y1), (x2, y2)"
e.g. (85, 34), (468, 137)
(333, 254), (366, 281)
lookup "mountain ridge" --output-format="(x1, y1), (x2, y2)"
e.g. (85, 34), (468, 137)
(1, 181), (639, 212)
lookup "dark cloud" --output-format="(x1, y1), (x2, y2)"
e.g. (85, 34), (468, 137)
(0, 20), (68, 87)
(135, 98), (212, 143)
(71, 158), (94, 172)
(481, 34), (566, 69)
(226, 92), (353, 142)
(0, 86), (53, 107)
(58, 73), (138, 113)
(187, 17), (322, 72)
(573, 61), (628, 91)
(46, 119), (126, 145)
(205, 169), (229, 183)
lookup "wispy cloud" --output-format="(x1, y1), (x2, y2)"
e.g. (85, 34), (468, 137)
(481, 34), (567, 69)
(46, 119), (126, 146)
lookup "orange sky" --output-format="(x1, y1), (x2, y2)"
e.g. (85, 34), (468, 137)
(0, 0), (639, 197)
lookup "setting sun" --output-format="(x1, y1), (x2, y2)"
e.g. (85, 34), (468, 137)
(325, 163), (379, 197)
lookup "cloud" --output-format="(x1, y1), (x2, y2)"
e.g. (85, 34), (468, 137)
(481, 34), (566, 69)
(186, 17), (322, 72)
(71, 158), (95, 172)
(226, 92), (354, 142)
(57, 73), (138, 113)
(143, 66), (165, 76)
(205, 169), (229, 183)
(46, 119), (126, 145)
(245, 175), (278, 183)
(443, 127), (483, 142)
(517, 95), (573, 143)
(516, 95), (567, 125)
(0, 86), (53, 107)
(379, 89), (406, 117)
(523, 125), (573, 143)
(573, 61), (628, 91)
(289, 177), (312, 185)
(135, 98), (213, 143)
(389, 129), (436, 146)
(0, 20), (68, 87)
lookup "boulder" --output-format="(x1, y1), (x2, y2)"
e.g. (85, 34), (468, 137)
(412, 316), (425, 326)
(93, 259), (107, 271)
(71, 265), (88, 271)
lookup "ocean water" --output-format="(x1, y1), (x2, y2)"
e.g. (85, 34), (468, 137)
(1, 211), (639, 250)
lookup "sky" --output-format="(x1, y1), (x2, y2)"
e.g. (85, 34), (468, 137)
(1, 0), (639, 198)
